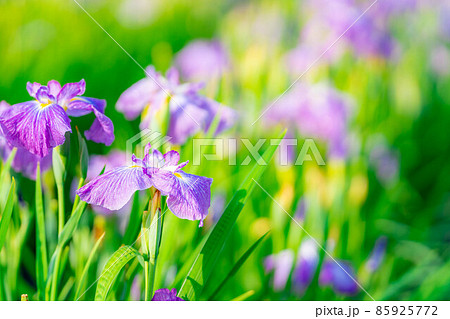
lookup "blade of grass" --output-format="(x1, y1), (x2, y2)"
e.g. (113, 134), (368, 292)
(0, 178), (15, 252)
(208, 232), (269, 300)
(95, 246), (141, 301)
(50, 200), (87, 300)
(58, 277), (74, 301)
(52, 147), (66, 235)
(0, 148), (16, 206)
(178, 130), (285, 300)
(74, 232), (105, 300)
(35, 164), (48, 300)
(231, 290), (255, 301)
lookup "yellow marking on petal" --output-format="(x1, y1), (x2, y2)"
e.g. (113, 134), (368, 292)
(39, 100), (52, 108)
(130, 165), (140, 168)
(174, 172), (183, 179)
(141, 104), (150, 119)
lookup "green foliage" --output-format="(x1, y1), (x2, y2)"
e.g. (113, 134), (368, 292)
(35, 165), (48, 301)
(0, 178), (15, 252)
(95, 246), (141, 301)
(178, 132), (284, 300)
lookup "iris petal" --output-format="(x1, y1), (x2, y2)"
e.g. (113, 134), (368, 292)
(57, 79), (86, 106)
(76, 166), (153, 211)
(26, 82), (42, 98)
(116, 77), (160, 120)
(151, 288), (184, 301)
(0, 101), (71, 157)
(84, 107), (114, 146)
(66, 97), (114, 146)
(164, 171), (212, 226)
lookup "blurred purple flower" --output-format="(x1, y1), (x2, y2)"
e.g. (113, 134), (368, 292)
(264, 249), (294, 291)
(292, 240), (318, 294)
(369, 142), (399, 185)
(152, 288), (184, 301)
(0, 80), (114, 157)
(0, 101), (51, 179)
(294, 198), (307, 223)
(175, 40), (230, 82)
(266, 83), (353, 159)
(299, 0), (395, 60)
(430, 45), (450, 77)
(319, 259), (359, 295)
(116, 66), (237, 145)
(211, 191), (226, 223)
(77, 143), (212, 226)
(372, 0), (417, 20)
(366, 236), (388, 272)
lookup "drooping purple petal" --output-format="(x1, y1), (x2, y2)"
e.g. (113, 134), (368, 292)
(84, 107), (114, 146)
(156, 170), (212, 226)
(151, 288), (184, 301)
(67, 97), (114, 146)
(0, 101), (71, 157)
(66, 97), (106, 116)
(76, 166), (153, 211)
(0, 102), (52, 180)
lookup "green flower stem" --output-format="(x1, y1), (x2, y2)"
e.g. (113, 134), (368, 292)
(56, 182), (65, 235)
(71, 177), (84, 217)
(50, 247), (62, 301)
(51, 147), (66, 301)
(142, 190), (162, 301)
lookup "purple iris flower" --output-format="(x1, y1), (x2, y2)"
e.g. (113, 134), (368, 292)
(266, 83), (353, 159)
(319, 260), (359, 295)
(366, 236), (388, 272)
(0, 80), (114, 157)
(0, 101), (52, 179)
(76, 143), (212, 226)
(292, 240), (318, 294)
(116, 66), (237, 145)
(264, 249), (294, 291)
(175, 40), (230, 82)
(151, 288), (184, 301)
(292, 240), (360, 296)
